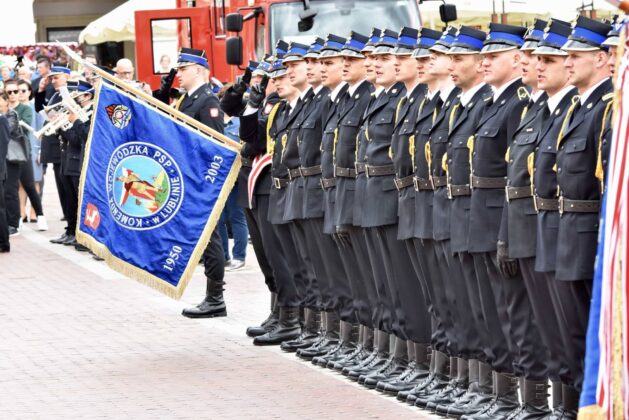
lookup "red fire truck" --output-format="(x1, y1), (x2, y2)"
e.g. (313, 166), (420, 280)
(134, 0), (456, 89)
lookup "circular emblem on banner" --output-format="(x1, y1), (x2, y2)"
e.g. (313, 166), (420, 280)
(106, 142), (184, 230)
(106, 104), (132, 129)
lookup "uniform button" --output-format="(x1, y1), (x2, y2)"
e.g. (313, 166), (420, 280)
(557, 167), (562, 172)
(484, 131), (488, 135)
(509, 160), (513, 163)
(473, 152), (476, 156)
(535, 147), (539, 151)
(448, 159), (452, 163)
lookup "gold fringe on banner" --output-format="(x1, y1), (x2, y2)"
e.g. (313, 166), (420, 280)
(73, 61), (241, 300)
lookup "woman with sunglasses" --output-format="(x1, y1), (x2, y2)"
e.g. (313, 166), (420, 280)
(17, 79), (44, 224)
(3, 79), (47, 233)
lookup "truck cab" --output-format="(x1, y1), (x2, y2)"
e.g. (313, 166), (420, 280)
(135, 0), (423, 89)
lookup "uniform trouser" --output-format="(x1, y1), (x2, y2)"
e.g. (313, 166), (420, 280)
(60, 174), (79, 235)
(435, 239), (476, 358)
(457, 251), (492, 361)
(520, 259), (562, 381)
(368, 224), (430, 343)
(406, 238), (446, 351)
(348, 226), (377, 328)
(244, 207), (276, 294)
(473, 251), (545, 378)
(0, 180), (9, 249)
(255, 195), (303, 308)
(548, 277), (592, 391)
(305, 218), (355, 322)
(288, 220), (320, 309)
(51, 163), (68, 220)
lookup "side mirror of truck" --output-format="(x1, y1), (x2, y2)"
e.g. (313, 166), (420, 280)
(439, 3), (457, 23)
(225, 13), (243, 32)
(226, 36), (243, 65)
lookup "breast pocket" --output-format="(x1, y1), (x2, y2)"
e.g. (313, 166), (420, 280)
(515, 131), (538, 146)
(562, 138), (588, 174)
(371, 111), (394, 142)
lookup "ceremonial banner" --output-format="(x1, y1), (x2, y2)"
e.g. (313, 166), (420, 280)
(76, 80), (240, 299)
(579, 22), (628, 420)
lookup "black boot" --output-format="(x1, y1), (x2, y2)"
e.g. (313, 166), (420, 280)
(350, 330), (390, 382)
(414, 353), (455, 408)
(280, 308), (321, 352)
(462, 371), (520, 420)
(426, 357), (469, 412)
(508, 379), (551, 419)
(253, 306), (301, 345)
(181, 277), (227, 318)
(547, 381), (564, 419)
(447, 360), (493, 418)
(381, 342), (430, 395)
(561, 384), (579, 420)
(398, 347), (435, 403)
(313, 321), (359, 367)
(50, 232), (69, 244)
(246, 293), (279, 337)
(360, 335), (406, 387)
(339, 326), (374, 372)
(297, 311), (339, 360)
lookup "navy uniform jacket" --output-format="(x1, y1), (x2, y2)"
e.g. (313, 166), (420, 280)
(59, 114), (91, 177)
(533, 87), (578, 272)
(447, 84), (493, 253)
(283, 89), (315, 221)
(555, 78), (613, 281)
(361, 82), (406, 228)
(500, 92), (548, 258)
(468, 79), (527, 253)
(427, 87), (460, 241)
(268, 99), (305, 224)
(236, 92), (280, 208)
(353, 89), (381, 227)
(390, 84), (427, 240)
(37, 90), (62, 165)
(321, 84), (350, 233)
(334, 81), (373, 228)
(176, 84), (224, 133)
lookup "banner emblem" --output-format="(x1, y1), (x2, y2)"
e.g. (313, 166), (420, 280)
(107, 142), (183, 230)
(106, 104), (132, 129)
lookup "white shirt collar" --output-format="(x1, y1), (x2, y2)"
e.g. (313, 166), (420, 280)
(187, 81), (206, 97)
(374, 86), (385, 98)
(439, 83), (456, 102)
(460, 82), (486, 107)
(531, 90), (544, 103)
(299, 86), (312, 100)
(492, 77), (521, 102)
(348, 80), (366, 96)
(580, 77), (609, 105)
(288, 96), (299, 113)
(405, 83), (420, 99)
(330, 82), (347, 102)
(547, 85), (575, 113)
(312, 84), (323, 95)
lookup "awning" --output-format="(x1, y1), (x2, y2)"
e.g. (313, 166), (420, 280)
(79, 0), (176, 44)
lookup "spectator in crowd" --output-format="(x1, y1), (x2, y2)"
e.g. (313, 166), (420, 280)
(115, 58), (152, 94)
(16, 79), (45, 224)
(215, 84), (248, 271)
(33, 56), (54, 101)
(0, 112), (9, 252)
(0, 63), (13, 81)
(17, 66), (32, 82)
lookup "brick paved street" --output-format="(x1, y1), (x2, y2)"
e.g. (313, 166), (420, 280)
(0, 172), (433, 419)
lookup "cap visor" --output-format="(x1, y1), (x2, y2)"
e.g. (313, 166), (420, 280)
(361, 45), (375, 53)
(392, 46), (415, 55)
(532, 45), (567, 56)
(252, 69), (268, 76)
(319, 49), (342, 58)
(339, 49), (365, 58)
(561, 39), (601, 51)
(412, 48), (432, 58)
(270, 69), (287, 79)
(480, 44), (518, 54)
(520, 40), (540, 51)
(371, 45), (394, 55)
(429, 44), (450, 53)
(303, 52), (320, 59)
(446, 46), (479, 55)
(602, 36), (619, 47)
(282, 55), (305, 63)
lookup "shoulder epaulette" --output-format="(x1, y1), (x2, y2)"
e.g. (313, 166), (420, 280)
(602, 92), (614, 102)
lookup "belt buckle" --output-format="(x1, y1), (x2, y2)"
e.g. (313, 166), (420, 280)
(298, 167), (304, 178)
(354, 162), (360, 174)
(470, 175), (474, 190)
(558, 196), (564, 215)
(333, 166), (338, 177)
(274, 178), (281, 189)
(428, 175), (435, 190)
(414, 177), (420, 191)
(320, 178), (325, 189)
(505, 185), (510, 203)
(394, 178), (402, 191)
(365, 165), (370, 178)
(533, 196), (539, 213)
(447, 183), (453, 199)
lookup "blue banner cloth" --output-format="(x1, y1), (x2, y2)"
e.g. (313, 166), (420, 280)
(77, 81), (240, 299)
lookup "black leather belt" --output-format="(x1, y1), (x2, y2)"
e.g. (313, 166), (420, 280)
(394, 175), (414, 190)
(241, 157), (253, 168)
(334, 166), (357, 178)
(366, 164), (396, 177)
(288, 165), (323, 180)
(471, 175), (507, 189)
(534, 196), (559, 212)
(431, 176), (447, 188)
(448, 184), (471, 198)
(320, 177), (336, 189)
(559, 197), (600, 215)
(414, 177), (433, 191)
(354, 162), (366, 174)
(506, 185), (533, 201)
(288, 168), (302, 179)
(273, 177), (289, 189)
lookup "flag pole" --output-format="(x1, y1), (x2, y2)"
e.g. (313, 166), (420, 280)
(57, 42), (241, 152)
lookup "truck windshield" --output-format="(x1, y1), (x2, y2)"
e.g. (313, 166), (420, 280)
(269, 0), (421, 46)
